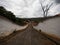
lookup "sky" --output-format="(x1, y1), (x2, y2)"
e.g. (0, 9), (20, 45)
(0, 0), (60, 18)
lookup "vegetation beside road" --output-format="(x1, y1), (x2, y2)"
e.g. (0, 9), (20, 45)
(0, 6), (26, 26)
(0, 6), (60, 26)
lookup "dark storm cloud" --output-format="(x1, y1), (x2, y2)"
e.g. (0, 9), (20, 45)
(55, 0), (60, 3)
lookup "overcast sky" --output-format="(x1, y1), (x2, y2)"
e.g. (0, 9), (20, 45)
(0, 0), (60, 18)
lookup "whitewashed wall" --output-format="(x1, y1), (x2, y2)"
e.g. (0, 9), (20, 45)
(34, 17), (60, 38)
(0, 16), (27, 37)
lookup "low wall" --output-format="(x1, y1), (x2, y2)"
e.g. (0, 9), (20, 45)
(0, 16), (28, 37)
(34, 17), (60, 38)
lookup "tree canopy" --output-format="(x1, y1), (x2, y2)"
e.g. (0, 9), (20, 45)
(0, 6), (26, 26)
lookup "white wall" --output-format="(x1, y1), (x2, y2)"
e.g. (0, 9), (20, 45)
(0, 16), (27, 37)
(34, 17), (60, 38)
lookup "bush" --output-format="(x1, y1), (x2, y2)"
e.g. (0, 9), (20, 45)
(0, 6), (26, 26)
